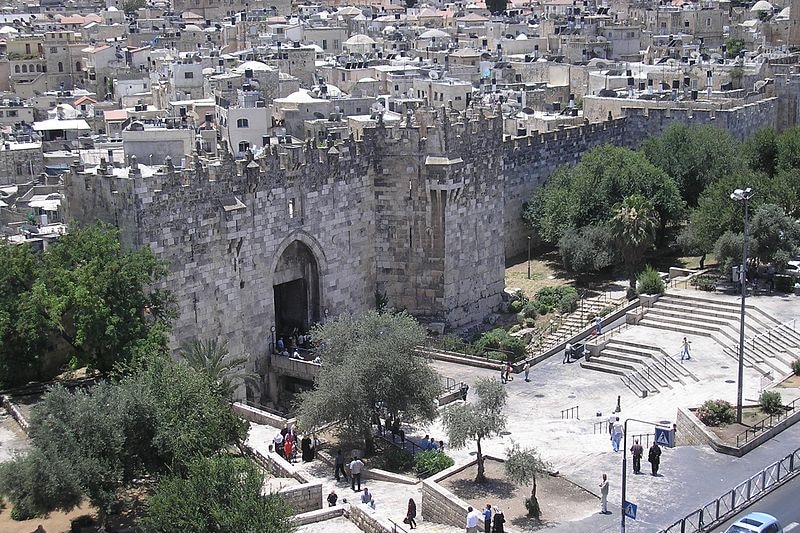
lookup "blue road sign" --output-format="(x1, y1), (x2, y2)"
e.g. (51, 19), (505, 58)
(624, 501), (638, 520)
(655, 427), (675, 448)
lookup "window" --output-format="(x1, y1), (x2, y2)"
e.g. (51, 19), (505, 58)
(322, 39), (328, 50)
(25, 43), (30, 54)
(238, 141), (249, 152)
(394, 84), (399, 91)
(341, 73), (346, 82)
(76, 61), (81, 71)
(706, 17), (711, 26)
(21, 65), (27, 73)
(36, 64), (42, 72)
(333, 39), (339, 49)
(14, 65), (20, 73)
(58, 61), (63, 72)
(288, 198), (295, 219)
(236, 118), (249, 128)
(184, 71), (194, 79)
(50, 46), (58, 53)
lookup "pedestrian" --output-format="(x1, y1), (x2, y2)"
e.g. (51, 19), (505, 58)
(422, 434), (431, 450)
(595, 316), (602, 336)
(608, 414), (615, 435)
(500, 364), (507, 384)
(599, 473), (609, 514)
(492, 508), (505, 533)
(611, 417), (623, 452)
(276, 337), (285, 353)
(350, 456), (364, 491)
(335, 449), (347, 482)
(406, 497), (417, 529)
(283, 437), (294, 461)
(361, 487), (373, 504)
(460, 382), (469, 401)
(301, 434), (314, 462)
(327, 490), (338, 507)
(523, 361), (530, 382)
(273, 431), (284, 457)
(630, 439), (644, 474)
(680, 337), (692, 361)
(439, 440), (445, 451)
(563, 343), (572, 364)
(648, 442), (662, 476)
(483, 503), (493, 533)
(504, 362), (512, 382)
(466, 505), (480, 533)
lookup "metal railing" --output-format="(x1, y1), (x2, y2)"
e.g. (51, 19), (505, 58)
(629, 432), (653, 448)
(440, 376), (457, 393)
(660, 446), (800, 533)
(593, 419), (610, 434)
(560, 405), (579, 419)
(735, 397), (800, 448)
(619, 357), (678, 398)
(751, 319), (797, 352)
(388, 518), (411, 533)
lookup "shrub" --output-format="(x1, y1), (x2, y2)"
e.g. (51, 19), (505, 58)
(558, 225), (616, 274)
(509, 324), (522, 334)
(384, 447), (415, 473)
(558, 291), (579, 314)
(522, 301), (541, 318)
(524, 318), (537, 328)
(637, 265), (665, 295)
(691, 274), (718, 292)
(759, 390), (783, 415)
(597, 305), (616, 317)
(508, 299), (524, 314)
(415, 450), (454, 477)
(696, 399), (735, 426)
(473, 328), (526, 359)
(775, 274), (794, 293)
(433, 334), (474, 355)
(793, 359), (800, 376)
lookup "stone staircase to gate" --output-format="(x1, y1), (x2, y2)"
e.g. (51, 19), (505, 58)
(638, 293), (800, 378)
(581, 338), (700, 397)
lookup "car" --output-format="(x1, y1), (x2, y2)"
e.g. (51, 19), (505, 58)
(724, 512), (783, 533)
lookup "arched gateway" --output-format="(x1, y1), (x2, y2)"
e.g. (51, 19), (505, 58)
(271, 235), (325, 339)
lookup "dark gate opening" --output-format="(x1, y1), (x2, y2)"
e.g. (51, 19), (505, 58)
(274, 278), (308, 335)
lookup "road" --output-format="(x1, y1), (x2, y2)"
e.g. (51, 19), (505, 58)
(713, 474), (800, 532)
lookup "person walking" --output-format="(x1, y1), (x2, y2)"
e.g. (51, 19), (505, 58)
(599, 473), (609, 514)
(630, 439), (644, 474)
(335, 449), (347, 482)
(523, 361), (530, 382)
(492, 508), (505, 533)
(504, 362), (513, 382)
(483, 504), (493, 533)
(500, 364), (507, 384)
(608, 414), (615, 435)
(466, 506), (480, 533)
(611, 417), (623, 452)
(563, 343), (572, 364)
(350, 456), (364, 491)
(680, 337), (692, 361)
(406, 498), (417, 529)
(460, 382), (469, 401)
(648, 442), (662, 476)
(595, 316), (603, 336)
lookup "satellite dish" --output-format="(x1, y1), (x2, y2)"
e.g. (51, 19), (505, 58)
(429, 70), (439, 80)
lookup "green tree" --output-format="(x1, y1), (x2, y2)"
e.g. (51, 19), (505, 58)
(441, 378), (507, 483)
(608, 195), (659, 294)
(713, 230), (745, 276)
(0, 223), (173, 387)
(558, 225), (615, 274)
(640, 123), (743, 207)
(486, 0), (508, 14)
(122, 0), (146, 12)
(505, 441), (551, 519)
(776, 127), (800, 172)
(524, 146), (683, 245)
(179, 338), (259, 399)
(296, 311), (440, 453)
(0, 356), (246, 528)
(743, 128), (778, 176)
(140, 456), (294, 533)
(750, 204), (800, 269)
(725, 38), (746, 57)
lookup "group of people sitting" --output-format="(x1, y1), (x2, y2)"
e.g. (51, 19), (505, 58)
(274, 333), (322, 364)
(418, 434), (444, 451)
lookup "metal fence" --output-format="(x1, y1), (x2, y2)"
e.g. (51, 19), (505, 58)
(560, 405), (579, 419)
(735, 397), (800, 447)
(659, 446), (800, 533)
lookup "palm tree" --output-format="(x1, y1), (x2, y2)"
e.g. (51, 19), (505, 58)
(608, 195), (660, 296)
(179, 339), (259, 399)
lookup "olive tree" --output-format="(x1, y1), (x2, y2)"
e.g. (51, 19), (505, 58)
(505, 441), (551, 519)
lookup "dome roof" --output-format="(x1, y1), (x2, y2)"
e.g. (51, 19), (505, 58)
(184, 24), (203, 32)
(516, 33), (528, 40)
(419, 28), (450, 39)
(233, 60), (274, 73)
(276, 89), (326, 103)
(344, 34), (376, 45)
(337, 6), (363, 16)
(750, 0), (773, 11)
(357, 76), (377, 83)
(777, 5), (790, 18)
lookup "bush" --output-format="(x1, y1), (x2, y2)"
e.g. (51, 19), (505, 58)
(637, 265), (665, 295)
(524, 318), (537, 328)
(384, 447), (415, 473)
(473, 328), (526, 359)
(415, 450), (454, 477)
(508, 299), (524, 314)
(558, 225), (616, 274)
(432, 334), (475, 355)
(691, 274), (718, 292)
(597, 305), (616, 317)
(558, 291), (579, 314)
(522, 301), (542, 318)
(759, 390), (783, 415)
(775, 274), (794, 293)
(696, 399), (735, 426)
(509, 324), (522, 334)
(793, 359), (800, 376)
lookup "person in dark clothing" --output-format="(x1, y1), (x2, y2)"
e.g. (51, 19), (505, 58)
(648, 442), (662, 476)
(406, 498), (417, 529)
(301, 435), (314, 462)
(334, 449), (347, 482)
(492, 508), (505, 533)
(327, 490), (338, 507)
(460, 382), (469, 401)
(483, 503), (492, 533)
(630, 440), (644, 474)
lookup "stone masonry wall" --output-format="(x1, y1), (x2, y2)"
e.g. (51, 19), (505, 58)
(278, 482), (323, 514)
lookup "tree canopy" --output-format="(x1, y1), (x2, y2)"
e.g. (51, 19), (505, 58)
(0, 223), (173, 387)
(608, 195), (660, 292)
(0, 355), (247, 527)
(505, 442), (550, 519)
(523, 145), (683, 246)
(441, 378), (507, 483)
(296, 310), (440, 452)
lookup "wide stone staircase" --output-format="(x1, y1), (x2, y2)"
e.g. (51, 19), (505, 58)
(637, 293), (800, 378)
(581, 338), (700, 397)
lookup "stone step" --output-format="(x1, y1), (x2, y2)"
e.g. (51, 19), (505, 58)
(606, 339), (699, 381)
(580, 360), (657, 396)
(639, 317), (717, 338)
(644, 310), (726, 331)
(600, 349), (679, 385)
(647, 307), (736, 329)
(655, 300), (742, 322)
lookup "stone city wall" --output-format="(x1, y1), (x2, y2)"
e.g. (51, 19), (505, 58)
(278, 482), (323, 514)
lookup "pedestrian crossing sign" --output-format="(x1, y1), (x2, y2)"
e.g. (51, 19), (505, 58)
(654, 427), (675, 448)
(624, 501), (637, 520)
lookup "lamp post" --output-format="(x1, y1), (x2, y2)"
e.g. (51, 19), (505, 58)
(270, 325), (276, 354)
(730, 187), (754, 424)
(527, 236), (532, 280)
(620, 418), (671, 533)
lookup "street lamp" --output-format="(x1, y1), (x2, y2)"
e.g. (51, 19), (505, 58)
(270, 325), (276, 354)
(730, 187), (754, 424)
(527, 236), (532, 280)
